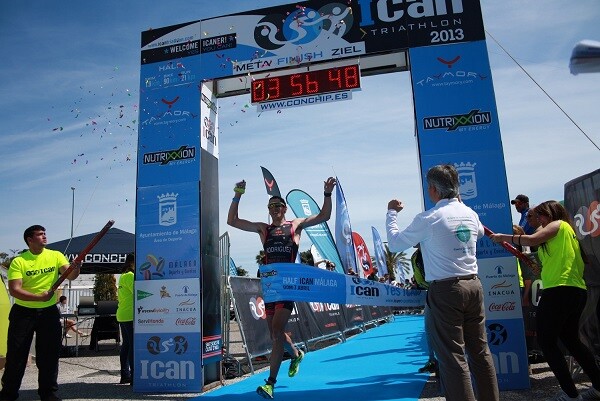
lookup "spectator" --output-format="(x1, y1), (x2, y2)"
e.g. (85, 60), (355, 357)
(56, 296), (87, 338)
(511, 194), (535, 235)
(411, 245), (437, 374)
(491, 200), (600, 400)
(116, 253), (134, 385)
(367, 267), (379, 281)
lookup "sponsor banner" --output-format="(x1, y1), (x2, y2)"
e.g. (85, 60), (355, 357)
(356, 0), (484, 52)
(410, 41), (502, 154)
(228, 277), (306, 357)
(136, 182), (201, 280)
(141, 21), (202, 65)
(353, 231), (374, 278)
(141, 56), (202, 91)
(478, 257), (523, 320)
(371, 226), (388, 276)
(260, 166), (282, 198)
(335, 180), (358, 274)
(286, 189), (344, 273)
(259, 263), (426, 307)
(411, 41), (513, 260)
(340, 303), (366, 329)
(297, 302), (345, 338)
(256, 91), (351, 112)
(199, 82), (219, 158)
(134, 279), (200, 334)
(199, 0), (485, 80)
(228, 277), (271, 356)
(200, 0), (366, 80)
(564, 168), (600, 285)
(134, 331), (201, 393)
(137, 84), (201, 187)
(486, 318), (530, 390)
(419, 150), (513, 260)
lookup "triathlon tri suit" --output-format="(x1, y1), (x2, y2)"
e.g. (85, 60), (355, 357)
(263, 221), (298, 316)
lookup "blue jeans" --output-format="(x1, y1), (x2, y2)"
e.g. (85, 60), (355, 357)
(119, 321), (133, 378)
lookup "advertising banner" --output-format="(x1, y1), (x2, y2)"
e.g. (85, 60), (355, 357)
(229, 277), (307, 356)
(371, 226), (388, 276)
(137, 83), (201, 187)
(199, 82), (219, 159)
(200, 0), (365, 80)
(298, 302), (346, 338)
(353, 231), (374, 278)
(134, 331), (201, 392)
(286, 189), (344, 273)
(260, 263), (426, 307)
(340, 304), (366, 330)
(135, 279), (200, 335)
(410, 41), (514, 260)
(199, 0), (485, 80)
(486, 318), (530, 390)
(564, 168), (600, 285)
(260, 166), (282, 197)
(335, 180), (357, 274)
(136, 182), (201, 280)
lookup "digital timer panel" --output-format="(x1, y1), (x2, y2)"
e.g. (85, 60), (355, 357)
(251, 65), (361, 103)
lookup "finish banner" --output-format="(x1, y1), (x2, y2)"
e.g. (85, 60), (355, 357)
(259, 263), (425, 307)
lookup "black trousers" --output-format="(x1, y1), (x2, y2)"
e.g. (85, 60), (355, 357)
(537, 286), (600, 397)
(0, 304), (61, 400)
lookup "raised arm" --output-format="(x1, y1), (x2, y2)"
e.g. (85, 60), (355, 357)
(297, 177), (337, 230)
(227, 180), (267, 235)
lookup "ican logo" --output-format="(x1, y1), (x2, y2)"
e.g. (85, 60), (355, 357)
(423, 109), (491, 131)
(143, 145), (196, 166)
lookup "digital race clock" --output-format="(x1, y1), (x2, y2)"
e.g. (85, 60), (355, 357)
(251, 64), (361, 104)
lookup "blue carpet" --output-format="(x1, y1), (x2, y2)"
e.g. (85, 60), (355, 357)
(199, 315), (429, 400)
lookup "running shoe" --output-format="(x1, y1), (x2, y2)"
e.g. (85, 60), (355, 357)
(547, 391), (582, 401)
(256, 381), (274, 399)
(288, 349), (304, 377)
(418, 360), (437, 373)
(581, 387), (600, 400)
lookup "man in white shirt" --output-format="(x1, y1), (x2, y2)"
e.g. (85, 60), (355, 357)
(386, 164), (499, 401)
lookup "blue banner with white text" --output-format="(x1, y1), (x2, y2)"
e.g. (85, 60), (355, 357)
(259, 263), (425, 307)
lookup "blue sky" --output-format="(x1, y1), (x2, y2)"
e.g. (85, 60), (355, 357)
(1, 1), (599, 276)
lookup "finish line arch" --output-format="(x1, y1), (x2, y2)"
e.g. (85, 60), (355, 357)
(134, 0), (528, 393)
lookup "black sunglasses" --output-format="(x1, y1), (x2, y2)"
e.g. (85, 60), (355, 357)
(268, 203), (285, 209)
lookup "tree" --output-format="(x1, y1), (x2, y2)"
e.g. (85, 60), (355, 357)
(236, 266), (248, 277)
(299, 249), (314, 266)
(93, 274), (117, 302)
(255, 250), (265, 266)
(383, 243), (410, 282)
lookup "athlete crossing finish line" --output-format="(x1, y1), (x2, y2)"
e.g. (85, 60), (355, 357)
(227, 176), (336, 399)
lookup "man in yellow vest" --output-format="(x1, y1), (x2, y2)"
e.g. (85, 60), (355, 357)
(0, 225), (80, 401)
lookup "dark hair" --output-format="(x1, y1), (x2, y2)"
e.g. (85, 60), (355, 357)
(533, 200), (577, 255)
(23, 225), (45, 246)
(59, 295), (67, 302)
(426, 164), (459, 200)
(268, 196), (286, 205)
(533, 201), (573, 226)
(123, 253), (135, 273)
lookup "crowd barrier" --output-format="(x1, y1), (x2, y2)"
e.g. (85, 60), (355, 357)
(228, 276), (395, 373)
